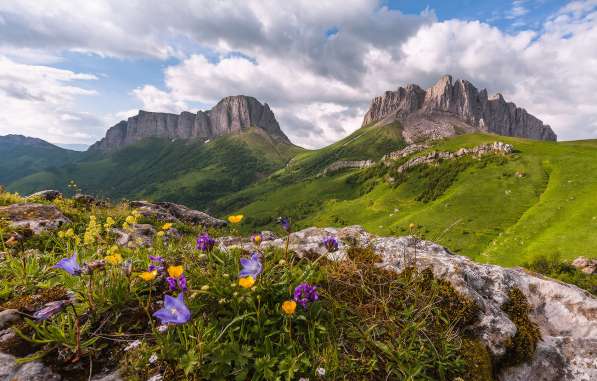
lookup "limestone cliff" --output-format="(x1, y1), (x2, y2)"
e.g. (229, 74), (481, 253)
(89, 95), (290, 152)
(362, 75), (557, 142)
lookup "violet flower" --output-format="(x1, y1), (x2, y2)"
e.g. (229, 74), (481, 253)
(196, 233), (215, 252)
(148, 255), (165, 273)
(166, 274), (188, 292)
(323, 236), (339, 252)
(53, 252), (81, 276)
(239, 253), (263, 279)
(152, 293), (191, 325)
(294, 283), (319, 309)
(278, 217), (291, 232)
(33, 300), (70, 321)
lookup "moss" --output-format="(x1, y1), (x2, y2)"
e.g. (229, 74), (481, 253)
(459, 339), (494, 381)
(500, 287), (541, 368)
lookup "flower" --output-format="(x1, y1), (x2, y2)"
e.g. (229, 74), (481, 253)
(161, 223), (173, 230)
(200, 285), (210, 291)
(152, 293), (191, 325)
(322, 236), (338, 252)
(104, 216), (115, 229)
(294, 283), (319, 309)
(278, 216), (291, 232)
(65, 228), (75, 238)
(228, 214), (244, 224)
(124, 339), (142, 352)
(148, 353), (158, 364)
(196, 233), (215, 252)
(251, 232), (262, 246)
(53, 252), (81, 276)
(125, 215), (136, 225)
(104, 253), (123, 265)
(238, 276), (255, 288)
(239, 253), (263, 279)
(409, 223), (416, 230)
(281, 300), (297, 316)
(316, 367), (326, 377)
(33, 300), (70, 320)
(156, 231), (164, 237)
(166, 265), (187, 291)
(139, 270), (158, 281)
(167, 265), (184, 279)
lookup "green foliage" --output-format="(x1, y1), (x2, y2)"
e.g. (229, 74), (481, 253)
(525, 254), (597, 295)
(500, 288), (541, 368)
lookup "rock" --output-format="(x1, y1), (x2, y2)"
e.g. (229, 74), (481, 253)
(321, 160), (375, 175)
(130, 200), (226, 228)
(0, 310), (20, 330)
(26, 190), (63, 201)
(91, 370), (123, 381)
(112, 224), (156, 248)
(89, 96), (290, 152)
(219, 225), (597, 380)
(73, 193), (105, 207)
(0, 352), (61, 381)
(571, 257), (597, 274)
(362, 75), (557, 142)
(0, 203), (70, 234)
(382, 143), (428, 163)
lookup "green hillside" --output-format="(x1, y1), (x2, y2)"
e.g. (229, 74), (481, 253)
(8, 128), (303, 211)
(0, 135), (81, 185)
(224, 133), (597, 266)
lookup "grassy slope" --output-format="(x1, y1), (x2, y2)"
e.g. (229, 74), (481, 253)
(231, 133), (597, 266)
(9, 128), (302, 212)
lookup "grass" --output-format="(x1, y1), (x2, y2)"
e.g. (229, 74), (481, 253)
(0, 191), (510, 380)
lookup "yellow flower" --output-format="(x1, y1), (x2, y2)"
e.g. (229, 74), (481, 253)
(281, 300), (297, 316)
(161, 223), (173, 230)
(409, 223), (416, 230)
(104, 216), (115, 229)
(238, 276), (255, 288)
(156, 231), (165, 237)
(167, 265), (184, 279)
(139, 270), (157, 281)
(227, 214), (244, 224)
(200, 285), (210, 291)
(104, 253), (123, 265)
(58, 231), (65, 238)
(125, 215), (136, 225)
(65, 228), (75, 238)
(108, 245), (119, 255)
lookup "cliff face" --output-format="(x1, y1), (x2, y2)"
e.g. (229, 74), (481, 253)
(89, 95), (290, 152)
(362, 75), (557, 142)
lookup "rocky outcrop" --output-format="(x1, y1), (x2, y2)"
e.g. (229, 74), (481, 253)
(0, 203), (70, 234)
(381, 143), (428, 162)
(321, 160), (375, 175)
(130, 201), (227, 228)
(395, 141), (513, 173)
(26, 190), (63, 201)
(218, 225), (597, 380)
(89, 96), (290, 152)
(572, 257), (597, 274)
(111, 223), (157, 248)
(0, 352), (61, 381)
(362, 75), (557, 143)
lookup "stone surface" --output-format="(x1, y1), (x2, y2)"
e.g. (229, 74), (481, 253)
(321, 160), (375, 176)
(381, 143), (428, 163)
(130, 200), (227, 228)
(0, 352), (61, 381)
(112, 224), (156, 248)
(572, 257), (597, 274)
(0, 310), (20, 330)
(362, 75), (557, 142)
(0, 203), (70, 234)
(26, 190), (63, 201)
(89, 95), (290, 152)
(91, 370), (123, 381)
(73, 193), (105, 207)
(219, 225), (597, 380)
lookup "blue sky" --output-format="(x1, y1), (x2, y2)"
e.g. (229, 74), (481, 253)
(0, 0), (595, 148)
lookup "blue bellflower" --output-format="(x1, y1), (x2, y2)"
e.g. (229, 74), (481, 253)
(153, 293), (191, 325)
(239, 253), (263, 279)
(53, 252), (82, 276)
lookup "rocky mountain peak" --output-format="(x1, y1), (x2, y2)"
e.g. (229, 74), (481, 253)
(362, 75), (557, 143)
(89, 95), (290, 152)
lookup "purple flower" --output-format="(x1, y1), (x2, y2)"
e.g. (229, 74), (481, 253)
(196, 233), (215, 252)
(149, 255), (164, 263)
(294, 283), (319, 309)
(33, 300), (70, 321)
(239, 253), (263, 279)
(152, 293), (191, 325)
(148, 255), (165, 273)
(278, 217), (291, 232)
(166, 274), (188, 292)
(251, 232), (263, 246)
(323, 236), (339, 252)
(53, 252), (81, 276)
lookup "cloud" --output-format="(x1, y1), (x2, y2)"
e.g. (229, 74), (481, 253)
(0, 56), (104, 144)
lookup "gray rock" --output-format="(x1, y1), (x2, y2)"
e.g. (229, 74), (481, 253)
(130, 200), (226, 228)
(89, 95), (290, 152)
(571, 257), (597, 274)
(321, 160), (375, 176)
(73, 193), (105, 207)
(0, 309), (20, 329)
(362, 75), (557, 142)
(0, 203), (70, 234)
(219, 225), (597, 380)
(112, 224), (156, 248)
(0, 352), (61, 381)
(91, 370), (123, 381)
(26, 190), (63, 201)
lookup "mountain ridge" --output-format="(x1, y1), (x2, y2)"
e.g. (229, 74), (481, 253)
(362, 75), (557, 142)
(89, 95), (291, 152)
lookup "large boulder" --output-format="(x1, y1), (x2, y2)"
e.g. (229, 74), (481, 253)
(111, 224), (156, 248)
(0, 203), (70, 234)
(26, 190), (63, 201)
(130, 200), (226, 228)
(218, 226), (597, 380)
(0, 352), (61, 381)
(571, 257), (597, 274)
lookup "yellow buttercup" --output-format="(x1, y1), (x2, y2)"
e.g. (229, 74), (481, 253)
(238, 276), (255, 288)
(228, 215), (244, 224)
(281, 300), (297, 316)
(139, 270), (157, 281)
(168, 265), (184, 279)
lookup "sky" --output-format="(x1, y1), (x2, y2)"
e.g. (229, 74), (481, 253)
(0, 0), (596, 149)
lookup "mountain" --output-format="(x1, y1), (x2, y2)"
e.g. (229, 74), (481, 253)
(89, 95), (290, 152)
(362, 75), (557, 142)
(0, 135), (81, 185)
